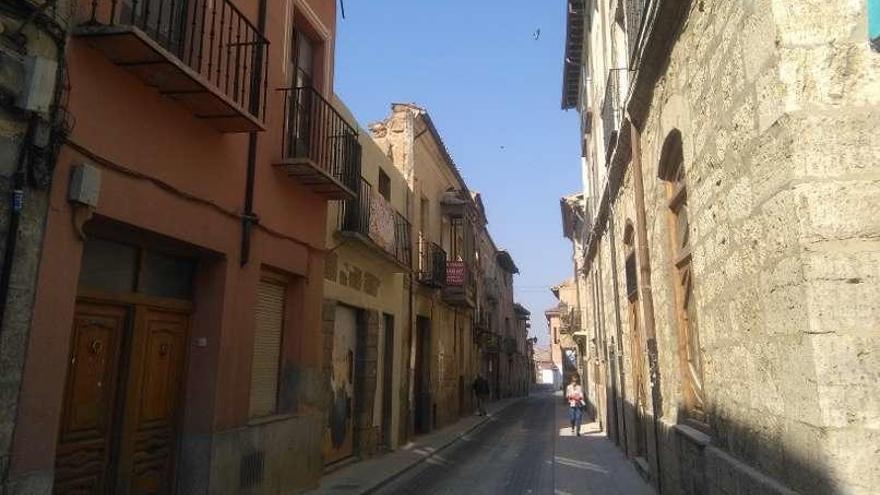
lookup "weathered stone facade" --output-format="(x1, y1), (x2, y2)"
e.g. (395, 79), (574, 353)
(561, 0), (879, 494)
(0, 2), (69, 491)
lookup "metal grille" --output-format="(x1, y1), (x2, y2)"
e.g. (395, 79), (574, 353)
(239, 450), (265, 489)
(340, 177), (371, 236)
(280, 86), (362, 193)
(394, 212), (412, 267)
(418, 240), (446, 288)
(625, 0), (648, 65)
(601, 70), (622, 166)
(82, 0), (269, 119)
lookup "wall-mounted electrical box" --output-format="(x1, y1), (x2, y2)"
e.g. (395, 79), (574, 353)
(68, 163), (101, 208)
(17, 56), (57, 115)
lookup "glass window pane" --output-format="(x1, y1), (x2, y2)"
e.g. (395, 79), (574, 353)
(78, 238), (138, 293)
(139, 251), (196, 299)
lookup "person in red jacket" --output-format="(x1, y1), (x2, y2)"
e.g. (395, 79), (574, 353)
(565, 375), (585, 436)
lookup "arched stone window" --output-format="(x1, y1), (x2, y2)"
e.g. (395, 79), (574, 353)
(658, 130), (706, 424)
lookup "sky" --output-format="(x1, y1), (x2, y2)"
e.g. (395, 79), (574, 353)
(334, 0), (581, 347)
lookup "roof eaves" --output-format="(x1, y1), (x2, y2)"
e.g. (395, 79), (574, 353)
(561, 0), (587, 109)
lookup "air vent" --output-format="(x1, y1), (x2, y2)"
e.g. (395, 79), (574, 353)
(240, 451), (265, 489)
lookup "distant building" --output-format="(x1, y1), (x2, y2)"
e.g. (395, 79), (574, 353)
(545, 279), (583, 392)
(370, 104), (530, 438)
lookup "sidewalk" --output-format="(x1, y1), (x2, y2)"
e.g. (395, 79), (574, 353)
(305, 396), (523, 494)
(554, 392), (654, 495)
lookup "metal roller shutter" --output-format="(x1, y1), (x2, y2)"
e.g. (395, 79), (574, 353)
(249, 278), (286, 418)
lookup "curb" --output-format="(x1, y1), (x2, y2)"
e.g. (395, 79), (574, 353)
(360, 396), (526, 494)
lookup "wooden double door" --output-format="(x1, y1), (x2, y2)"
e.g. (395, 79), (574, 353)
(54, 298), (189, 494)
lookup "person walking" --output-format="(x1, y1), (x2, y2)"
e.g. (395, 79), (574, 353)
(566, 375), (585, 436)
(473, 374), (489, 416)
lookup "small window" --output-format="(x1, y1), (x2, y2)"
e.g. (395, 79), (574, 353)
(78, 238), (138, 293)
(78, 237), (195, 299)
(378, 169), (391, 201)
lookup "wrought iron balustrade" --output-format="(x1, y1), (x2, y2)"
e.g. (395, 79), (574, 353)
(78, 0), (268, 130)
(418, 240), (446, 288)
(340, 177), (371, 235)
(562, 308), (582, 334)
(625, 0), (648, 65)
(339, 177), (411, 267)
(601, 70), (622, 165)
(278, 86), (361, 199)
(394, 212), (412, 268)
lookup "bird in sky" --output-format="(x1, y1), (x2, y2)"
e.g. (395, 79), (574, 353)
(532, 28), (541, 41)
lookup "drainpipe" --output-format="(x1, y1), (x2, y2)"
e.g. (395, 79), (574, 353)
(240, 0), (268, 266)
(630, 121), (663, 493)
(607, 212), (627, 449)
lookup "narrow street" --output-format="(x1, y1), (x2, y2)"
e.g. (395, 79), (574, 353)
(374, 391), (651, 495)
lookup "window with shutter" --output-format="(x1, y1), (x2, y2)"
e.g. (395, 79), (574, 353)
(660, 130), (706, 426)
(249, 278), (286, 418)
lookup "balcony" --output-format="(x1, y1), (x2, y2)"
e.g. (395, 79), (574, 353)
(338, 177), (411, 268)
(75, 0), (268, 132)
(442, 260), (476, 308)
(275, 86), (361, 200)
(561, 307), (582, 335)
(625, 0), (648, 65)
(601, 70), (621, 165)
(417, 239), (446, 288)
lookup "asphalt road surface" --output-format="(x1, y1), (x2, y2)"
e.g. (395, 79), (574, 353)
(375, 390), (653, 495)
(375, 393), (556, 494)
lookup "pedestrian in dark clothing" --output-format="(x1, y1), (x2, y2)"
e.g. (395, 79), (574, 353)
(473, 375), (490, 415)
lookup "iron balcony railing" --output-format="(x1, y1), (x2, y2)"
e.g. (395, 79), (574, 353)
(81, 0), (269, 119)
(394, 212), (412, 268)
(280, 86), (361, 193)
(418, 239), (446, 288)
(601, 70), (621, 166)
(340, 177), (371, 236)
(625, 0), (648, 65)
(561, 308), (582, 334)
(339, 177), (411, 267)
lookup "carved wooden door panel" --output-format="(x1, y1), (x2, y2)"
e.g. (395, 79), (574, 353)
(55, 302), (128, 494)
(56, 303), (188, 495)
(118, 307), (189, 495)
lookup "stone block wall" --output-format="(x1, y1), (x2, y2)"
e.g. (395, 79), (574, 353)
(579, 0), (879, 493)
